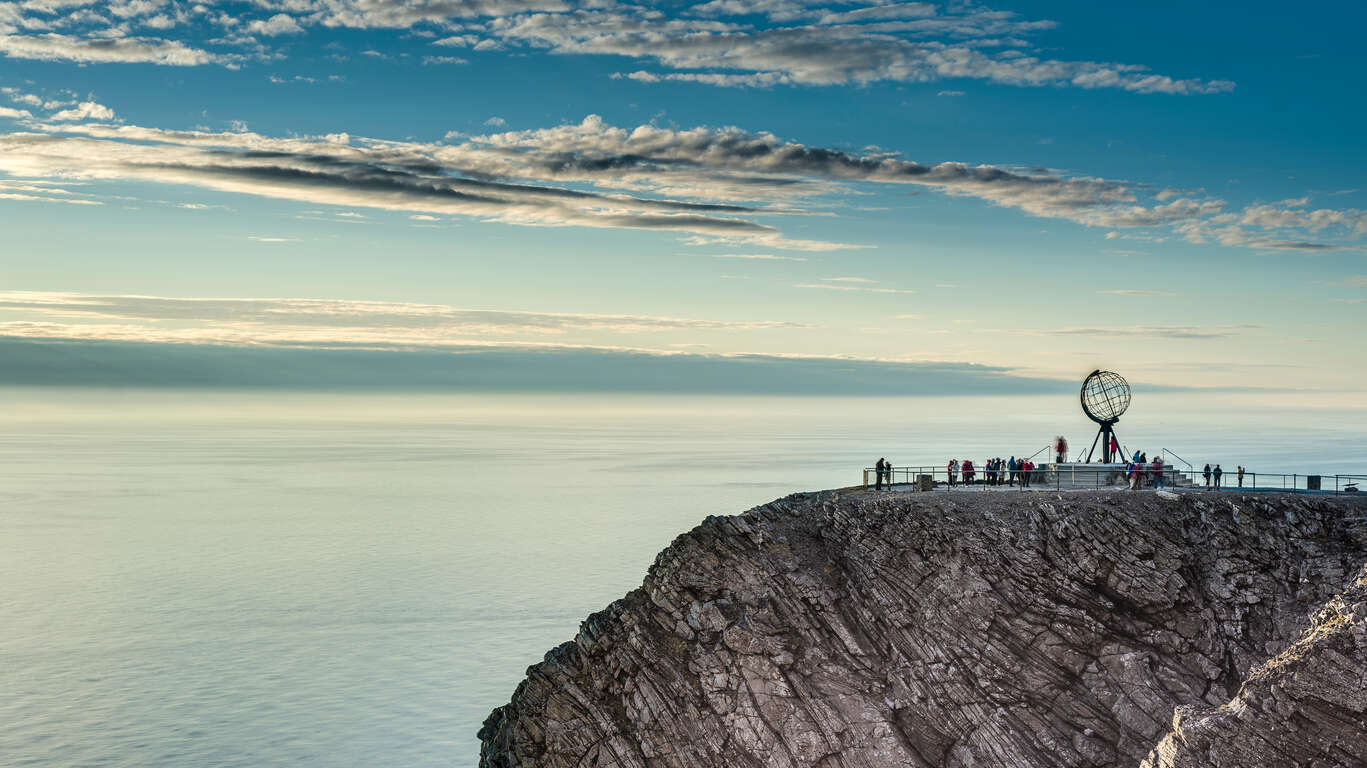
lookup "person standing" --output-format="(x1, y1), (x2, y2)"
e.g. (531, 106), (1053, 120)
(948, 459), (957, 487)
(1214, 464), (1223, 489)
(1008, 456), (1017, 486)
(874, 458), (885, 490)
(1151, 456), (1166, 489)
(1203, 463), (1212, 489)
(1237, 465), (1245, 487)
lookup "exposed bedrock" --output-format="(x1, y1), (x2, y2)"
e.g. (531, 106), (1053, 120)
(478, 492), (1367, 768)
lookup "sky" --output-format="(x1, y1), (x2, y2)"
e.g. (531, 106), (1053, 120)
(1, 0), (1365, 396)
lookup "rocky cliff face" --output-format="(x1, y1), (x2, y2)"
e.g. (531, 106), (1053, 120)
(479, 491), (1367, 768)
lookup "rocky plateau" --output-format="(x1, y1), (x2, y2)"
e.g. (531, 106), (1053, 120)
(479, 490), (1367, 768)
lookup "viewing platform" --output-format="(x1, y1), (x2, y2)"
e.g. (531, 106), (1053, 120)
(862, 463), (1365, 495)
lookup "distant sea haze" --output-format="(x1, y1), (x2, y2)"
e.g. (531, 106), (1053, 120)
(0, 338), (1078, 395)
(1, 390), (1362, 767)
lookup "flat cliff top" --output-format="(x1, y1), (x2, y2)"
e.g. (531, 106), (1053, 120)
(480, 491), (1367, 768)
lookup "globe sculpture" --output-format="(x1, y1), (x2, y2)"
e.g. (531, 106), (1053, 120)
(1080, 369), (1131, 462)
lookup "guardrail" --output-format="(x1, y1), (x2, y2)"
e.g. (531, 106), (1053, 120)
(861, 465), (1367, 495)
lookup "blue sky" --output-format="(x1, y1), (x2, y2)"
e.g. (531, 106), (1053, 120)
(1, 0), (1365, 395)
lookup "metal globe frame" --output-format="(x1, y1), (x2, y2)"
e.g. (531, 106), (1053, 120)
(1080, 369), (1131, 463)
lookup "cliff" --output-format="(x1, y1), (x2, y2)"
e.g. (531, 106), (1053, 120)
(478, 491), (1367, 768)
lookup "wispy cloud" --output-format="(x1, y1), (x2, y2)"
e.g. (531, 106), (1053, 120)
(795, 283), (915, 295)
(2, 114), (1362, 254)
(0, 337), (1075, 394)
(0, 33), (236, 66)
(484, 4), (1234, 94)
(709, 253), (807, 261)
(0, 290), (811, 349)
(1097, 289), (1178, 297)
(1005, 324), (1259, 340)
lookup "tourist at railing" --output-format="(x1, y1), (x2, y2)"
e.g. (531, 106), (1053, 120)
(1203, 463), (1212, 488)
(874, 458), (885, 490)
(1151, 457), (1166, 489)
(948, 459), (957, 486)
(1238, 465), (1246, 487)
(1214, 464), (1223, 489)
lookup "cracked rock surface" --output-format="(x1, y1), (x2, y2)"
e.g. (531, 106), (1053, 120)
(478, 491), (1367, 768)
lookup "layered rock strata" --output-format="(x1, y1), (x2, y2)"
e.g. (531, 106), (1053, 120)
(479, 491), (1367, 768)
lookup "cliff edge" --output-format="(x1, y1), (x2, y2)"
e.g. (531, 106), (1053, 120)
(479, 491), (1367, 768)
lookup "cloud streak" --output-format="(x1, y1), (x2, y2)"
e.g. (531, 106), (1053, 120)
(0, 336), (1076, 394)
(0, 0), (1233, 100)
(0, 290), (810, 348)
(1, 113), (1362, 253)
(491, 7), (1233, 94)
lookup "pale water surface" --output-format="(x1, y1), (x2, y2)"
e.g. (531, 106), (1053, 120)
(2, 389), (1364, 767)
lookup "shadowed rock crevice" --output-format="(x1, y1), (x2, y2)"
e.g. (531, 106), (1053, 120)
(479, 492), (1367, 768)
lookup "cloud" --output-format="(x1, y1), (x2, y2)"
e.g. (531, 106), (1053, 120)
(936, 90), (964, 96)
(0, 106), (33, 119)
(795, 283), (915, 295)
(0, 33), (235, 66)
(48, 100), (116, 121)
(484, 116), (506, 126)
(482, 6), (1234, 94)
(3, 113), (1362, 255)
(0, 178), (102, 204)
(300, 0), (570, 29)
(0, 290), (811, 348)
(0, 120), (855, 250)
(1097, 289), (1177, 297)
(0, 337), (1075, 394)
(709, 253), (807, 261)
(1013, 325), (1257, 340)
(245, 13), (304, 36)
(1174, 201), (1367, 251)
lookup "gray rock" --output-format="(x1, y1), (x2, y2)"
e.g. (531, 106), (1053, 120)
(478, 492), (1367, 768)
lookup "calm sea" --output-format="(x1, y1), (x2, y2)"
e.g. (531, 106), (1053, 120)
(2, 388), (1363, 767)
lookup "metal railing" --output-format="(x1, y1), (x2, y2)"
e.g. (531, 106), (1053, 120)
(861, 465), (1367, 495)
(1160, 449), (1193, 471)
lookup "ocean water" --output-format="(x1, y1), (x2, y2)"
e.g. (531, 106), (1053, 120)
(2, 388), (1364, 767)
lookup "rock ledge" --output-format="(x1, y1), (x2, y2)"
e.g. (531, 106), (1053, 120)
(480, 491), (1367, 768)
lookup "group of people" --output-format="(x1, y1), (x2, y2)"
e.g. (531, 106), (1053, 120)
(947, 457), (1040, 487)
(874, 453), (1250, 493)
(1125, 452), (1166, 489)
(1201, 463), (1247, 489)
(872, 457), (894, 489)
(1124, 455), (1249, 490)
